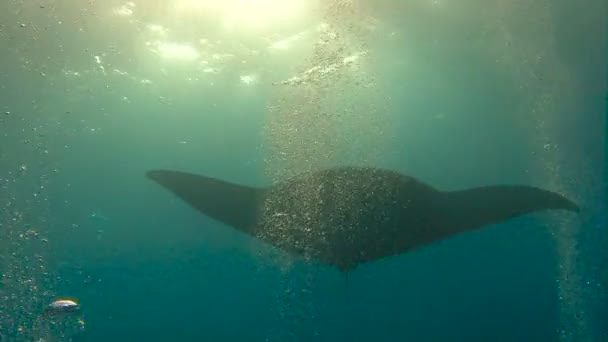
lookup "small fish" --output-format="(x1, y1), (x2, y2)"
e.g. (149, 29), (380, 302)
(43, 298), (80, 316)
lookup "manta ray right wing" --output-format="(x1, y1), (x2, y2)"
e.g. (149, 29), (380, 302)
(436, 184), (580, 237)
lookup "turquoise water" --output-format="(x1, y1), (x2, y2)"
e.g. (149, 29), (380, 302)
(1, 1), (606, 341)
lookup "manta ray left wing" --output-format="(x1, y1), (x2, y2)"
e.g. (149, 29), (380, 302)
(146, 170), (265, 233)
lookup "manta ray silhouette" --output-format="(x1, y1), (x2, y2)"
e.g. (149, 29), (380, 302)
(146, 166), (579, 271)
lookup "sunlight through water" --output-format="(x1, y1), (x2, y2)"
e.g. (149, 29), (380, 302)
(171, 0), (311, 31)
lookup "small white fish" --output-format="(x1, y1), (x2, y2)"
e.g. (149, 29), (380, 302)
(43, 298), (80, 316)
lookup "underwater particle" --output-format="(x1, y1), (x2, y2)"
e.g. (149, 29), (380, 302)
(43, 298), (80, 316)
(3, 111), (9, 115)
(89, 212), (109, 222)
(20, 23), (26, 28)
(240, 75), (257, 85)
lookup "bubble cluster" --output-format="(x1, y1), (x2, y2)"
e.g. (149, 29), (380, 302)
(258, 1), (391, 340)
(480, 2), (602, 340)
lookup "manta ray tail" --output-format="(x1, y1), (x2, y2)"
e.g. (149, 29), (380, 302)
(146, 170), (264, 232)
(441, 185), (579, 232)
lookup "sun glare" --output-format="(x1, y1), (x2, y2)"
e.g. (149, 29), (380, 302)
(113, 2), (135, 17)
(147, 41), (200, 61)
(172, 0), (309, 31)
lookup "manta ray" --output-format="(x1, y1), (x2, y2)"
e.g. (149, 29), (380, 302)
(146, 166), (579, 271)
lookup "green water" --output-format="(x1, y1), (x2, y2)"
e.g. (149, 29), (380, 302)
(0, 1), (606, 341)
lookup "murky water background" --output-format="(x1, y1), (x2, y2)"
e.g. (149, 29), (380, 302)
(0, 1), (606, 341)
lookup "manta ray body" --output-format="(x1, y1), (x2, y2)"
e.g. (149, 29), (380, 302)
(146, 167), (579, 271)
